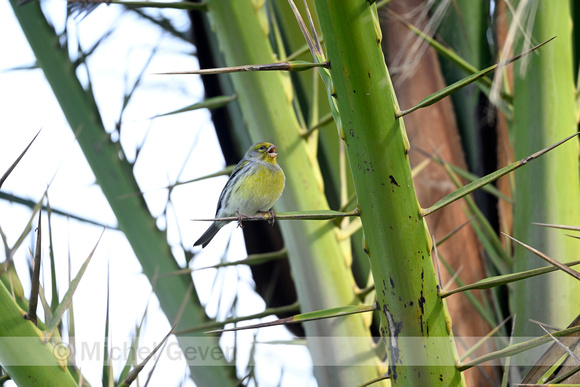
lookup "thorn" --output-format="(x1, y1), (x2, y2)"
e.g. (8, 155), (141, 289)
(26, 210), (42, 326)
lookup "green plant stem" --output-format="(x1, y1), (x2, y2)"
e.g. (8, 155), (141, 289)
(511, 0), (580, 340)
(0, 282), (79, 386)
(205, 1), (384, 385)
(8, 1), (236, 384)
(313, 0), (464, 385)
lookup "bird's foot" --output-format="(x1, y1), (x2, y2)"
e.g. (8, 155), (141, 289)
(258, 210), (277, 226)
(236, 211), (248, 228)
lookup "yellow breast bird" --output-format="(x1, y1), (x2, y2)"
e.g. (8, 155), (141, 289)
(194, 142), (286, 248)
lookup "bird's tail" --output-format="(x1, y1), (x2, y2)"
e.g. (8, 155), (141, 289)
(194, 222), (223, 248)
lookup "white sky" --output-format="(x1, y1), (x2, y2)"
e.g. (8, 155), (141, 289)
(0, 1), (314, 385)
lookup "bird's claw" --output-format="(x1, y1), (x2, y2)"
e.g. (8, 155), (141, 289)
(236, 211), (247, 228)
(259, 210), (276, 226)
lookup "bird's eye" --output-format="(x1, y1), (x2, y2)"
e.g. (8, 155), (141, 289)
(259, 146), (267, 151)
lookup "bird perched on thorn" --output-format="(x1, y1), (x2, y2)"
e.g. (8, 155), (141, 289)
(194, 142), (286, 248)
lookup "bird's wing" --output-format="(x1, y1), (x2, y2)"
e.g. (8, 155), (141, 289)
(215, 159), (251, 216)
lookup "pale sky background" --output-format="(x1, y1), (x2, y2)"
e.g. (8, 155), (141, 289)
(0, 0), (314, 385)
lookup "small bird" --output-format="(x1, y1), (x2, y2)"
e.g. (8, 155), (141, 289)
(194, 142), (286, 248)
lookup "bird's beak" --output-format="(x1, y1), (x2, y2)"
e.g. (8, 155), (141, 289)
(267, 145), (278, 158)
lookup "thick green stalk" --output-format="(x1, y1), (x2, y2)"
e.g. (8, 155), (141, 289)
(205, 1), (383, 385)
(0, 281), (78, 386)
(9, 1), (236, 385)
(313, 1), (465, 385)
(273, 0), (369, 287)
(511, 1), (580, 337)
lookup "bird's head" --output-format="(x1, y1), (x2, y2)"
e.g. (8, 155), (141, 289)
(246, 142), (279, 164)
